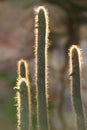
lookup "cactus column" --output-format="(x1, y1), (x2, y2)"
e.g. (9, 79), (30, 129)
(35, 6), (49, 130)
(15, 59), (32, 130)
(69, 45), (86, 130)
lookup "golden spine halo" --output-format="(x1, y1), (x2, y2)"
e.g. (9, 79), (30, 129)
(16, 78), (31, 130)
(17, 59), (29, 81)
(69, 45), (82, 76)
(34, 6), (50, 130)
(16, 59), (31, 130)
(34, 5), (50, 99)
(34, 6), (50, 47)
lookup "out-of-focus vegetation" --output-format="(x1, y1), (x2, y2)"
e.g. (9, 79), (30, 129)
(0, 71), (17, 130)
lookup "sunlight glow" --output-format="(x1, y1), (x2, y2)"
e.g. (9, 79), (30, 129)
(69, 45), (82, 78)
(34, 5), (50, 98)
(18, 59), (29, 81)
(16, 59), (32, 130)
(34, 6), (50, 129)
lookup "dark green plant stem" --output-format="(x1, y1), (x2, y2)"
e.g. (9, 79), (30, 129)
(18, 59), (28, 80)
(70, 45), (86, 130)
(15, 59), (32, 130)
(35, 7), (49, 130)
(20, 62), (26, 78)
(19, 81), (29, 130)
(16, 79), (32, 130)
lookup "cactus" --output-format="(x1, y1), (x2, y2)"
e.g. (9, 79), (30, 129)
(18, 59), (29, 80)
(69, 45), (86, 130)
(15, 59), (32, 130)
(35, 6), (49, 130)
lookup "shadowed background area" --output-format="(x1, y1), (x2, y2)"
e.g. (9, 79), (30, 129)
(0, 0), (87, 130)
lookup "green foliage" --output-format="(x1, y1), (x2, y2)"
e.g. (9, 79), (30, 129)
(5, 95), (16, 121)
(0, 71), (8, 80)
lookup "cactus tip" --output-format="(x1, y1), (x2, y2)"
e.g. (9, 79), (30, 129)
(17, 59), (29, 80)
(69, 45), (82, 75)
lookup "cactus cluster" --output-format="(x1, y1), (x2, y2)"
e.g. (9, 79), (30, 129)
(15, 6), (49, 130)
(14, 6), (86, 130)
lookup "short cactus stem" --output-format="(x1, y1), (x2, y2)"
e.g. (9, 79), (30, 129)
(69, 45), (86, 130)
(35, 6), (49, 130)
(15, 59), (32, 130)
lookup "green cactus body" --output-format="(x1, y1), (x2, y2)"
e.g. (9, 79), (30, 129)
(35, 6), (49, 130)
(18, 59), (28, 80)
(70, 45), (86, 130)
(16, 59), (32, 130)
(20, 62), (26, 78)
(17, 80), (30, 130)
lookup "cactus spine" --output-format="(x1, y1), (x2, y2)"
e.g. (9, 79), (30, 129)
(69, 45), (86, 130)
(15, 59), (32, 130)
(35, 6), (49, 130)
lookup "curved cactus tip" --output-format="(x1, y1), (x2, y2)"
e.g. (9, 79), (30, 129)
(69, 45), (82, 75)
(17, 59), (29, 80)
(34, 6), (48, 16)
(19, 80), (28, 95)
(34, 5), (50, 86)
(18, 78), (28, 87)
(16, 78), (28, 93)
(34, 5), (49, 48)
(69, 45), (81, 57)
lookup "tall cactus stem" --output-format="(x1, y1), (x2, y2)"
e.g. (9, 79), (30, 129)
(35, 6), (49, 130)
(69, 45), (86, 130)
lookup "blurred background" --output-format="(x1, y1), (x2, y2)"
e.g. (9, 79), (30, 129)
(0, 0), (87, 130)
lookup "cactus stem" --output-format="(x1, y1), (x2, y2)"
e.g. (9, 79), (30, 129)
(18, 59), (29, 80)
(15, 59), (32, 130)
(69, 45), (86, 130)
(35, 6), (49, 130)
